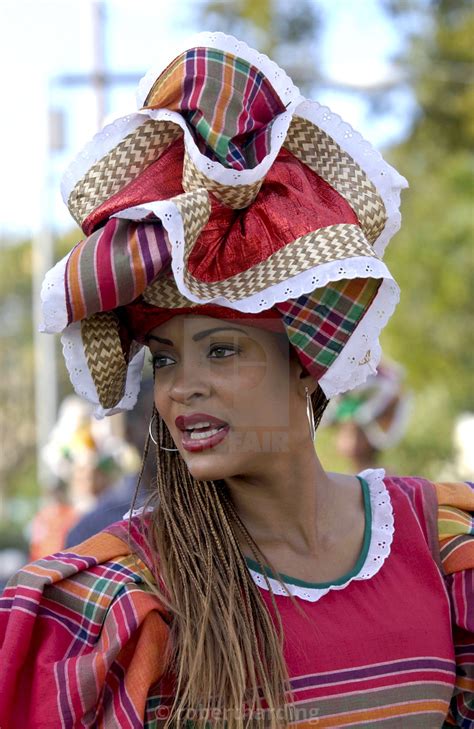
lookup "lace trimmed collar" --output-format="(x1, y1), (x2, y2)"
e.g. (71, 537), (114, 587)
(123, 468), (394, 604)
(245, 468), (393, 602)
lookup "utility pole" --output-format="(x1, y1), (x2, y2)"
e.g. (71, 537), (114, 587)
(33, 0), (142, 492)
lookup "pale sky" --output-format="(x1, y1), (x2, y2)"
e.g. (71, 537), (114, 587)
(0, 0), (412, 238)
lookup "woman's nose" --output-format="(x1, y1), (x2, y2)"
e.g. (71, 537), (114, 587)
(168, 361), (212, 403)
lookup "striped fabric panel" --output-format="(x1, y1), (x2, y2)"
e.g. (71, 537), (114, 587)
(389, 475), (444, 569)
(444, 592), (474, 729)
(365, 476), (473, 729)
(434, 481), (474, 729)
(144, 657), (454, 728)
(65, 217), (171, 324)
(275, 277), (381, 381)
(142, 47), (287, 170)
(436, 481), (474, 576)
(55, 583), (167, 727)
(0, 532), (171, 728)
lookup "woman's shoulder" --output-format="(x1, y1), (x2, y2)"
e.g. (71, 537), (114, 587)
(380, 471), (474, 528)
(4, 521), (147, 600)
(365, 468), (473, 519)
(0, 520), (171, 729)
(373, 470), (474, 574)
(330, 468), (473, 572)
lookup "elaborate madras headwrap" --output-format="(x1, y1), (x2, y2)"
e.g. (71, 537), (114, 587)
(41, 32), (407, 417)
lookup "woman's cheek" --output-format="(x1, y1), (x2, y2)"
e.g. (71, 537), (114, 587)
(232, 342), (268, 391)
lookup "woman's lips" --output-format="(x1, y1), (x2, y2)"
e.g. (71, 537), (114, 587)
(180, 424), (230, 452)
(175, 413), (228, 430)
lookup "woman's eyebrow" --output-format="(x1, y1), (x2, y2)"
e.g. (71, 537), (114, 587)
(192, 326), (247, 341)
(146, 326), (247, 346)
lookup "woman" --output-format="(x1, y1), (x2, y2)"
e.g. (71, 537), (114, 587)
(1, 32), (472, 729)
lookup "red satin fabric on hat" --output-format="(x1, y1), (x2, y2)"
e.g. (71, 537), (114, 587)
(119, 299), (286, 351)
(83, 140), (360, 284)
(188, 147), (359, 282)
(82, 141), (185, 236)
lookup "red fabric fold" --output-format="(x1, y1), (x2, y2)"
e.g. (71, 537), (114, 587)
(120, 299), (286, 348)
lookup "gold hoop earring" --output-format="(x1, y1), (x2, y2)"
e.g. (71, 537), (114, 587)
(149, 413), (179, 451)
(305, 386), (316, 442)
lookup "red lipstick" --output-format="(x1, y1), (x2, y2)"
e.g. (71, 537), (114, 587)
(175, 413), (230, 452)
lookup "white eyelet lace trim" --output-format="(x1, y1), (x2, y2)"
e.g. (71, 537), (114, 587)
(61, 321), (145, 419)
(47, 30), (407, 414)
(137, 31), (302, 113)
(40, 253), (68, 334)
(319, 277), (400, 398)
(247, 468), (394, 602)
(121, 469), (394, 603)
(294, 100), (408, 257)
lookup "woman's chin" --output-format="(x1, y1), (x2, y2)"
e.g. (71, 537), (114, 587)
(180, 443), (250, 482)
(183, 454), (236, 483)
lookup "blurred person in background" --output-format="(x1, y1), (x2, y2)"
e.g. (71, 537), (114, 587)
(0, 32), (472, 729)
(64, 378), (154, 546)
(321, 359), (412, 472)
(30, 394), (124, 560)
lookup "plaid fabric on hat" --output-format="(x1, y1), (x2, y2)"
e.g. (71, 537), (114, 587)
(275, 277), (381, 380)
(143, 47), (287, 169)
(43, 31), (406, 413)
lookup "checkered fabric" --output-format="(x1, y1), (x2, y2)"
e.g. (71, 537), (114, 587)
(276, 277), (381, 380)
(142, 46), (287, 169)
(41, 32), (407, 411)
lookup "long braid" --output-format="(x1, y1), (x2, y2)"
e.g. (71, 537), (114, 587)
(126, 385), (330, 728)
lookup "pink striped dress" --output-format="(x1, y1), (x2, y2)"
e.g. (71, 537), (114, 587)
(0, 469), (472, 728)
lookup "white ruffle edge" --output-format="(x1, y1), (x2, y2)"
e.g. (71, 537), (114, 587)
(136, 31), (302, 113)
(40, 253), (68, 334)
(51, 253), (398, 414)
(319, 277), (400, 398)
(61, 322), (146, 419)
(247, 468), (394, 602)
(48, 30), (407, 414)
(122, 468), (394, 604)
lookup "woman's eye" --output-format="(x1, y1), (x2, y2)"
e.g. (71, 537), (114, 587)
(148, 345), (239, 369)
(149, 354), (175, 369)
(209, 345), (239, 358)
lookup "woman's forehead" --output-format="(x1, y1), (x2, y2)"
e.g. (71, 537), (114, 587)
(149, 314), (256, 339)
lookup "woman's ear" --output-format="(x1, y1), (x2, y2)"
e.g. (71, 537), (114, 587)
(298, 367), (318, 397)
(288, 345), (318, 397)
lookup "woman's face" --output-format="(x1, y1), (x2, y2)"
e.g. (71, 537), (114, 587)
(147, 314), (311, 482)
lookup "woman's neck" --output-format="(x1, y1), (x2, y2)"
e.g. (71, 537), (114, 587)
(224, 444), (343, 558)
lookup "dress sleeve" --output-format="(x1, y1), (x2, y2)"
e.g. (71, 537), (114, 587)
(0, 530), (171, 729)
(435, 481), (474, 729)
